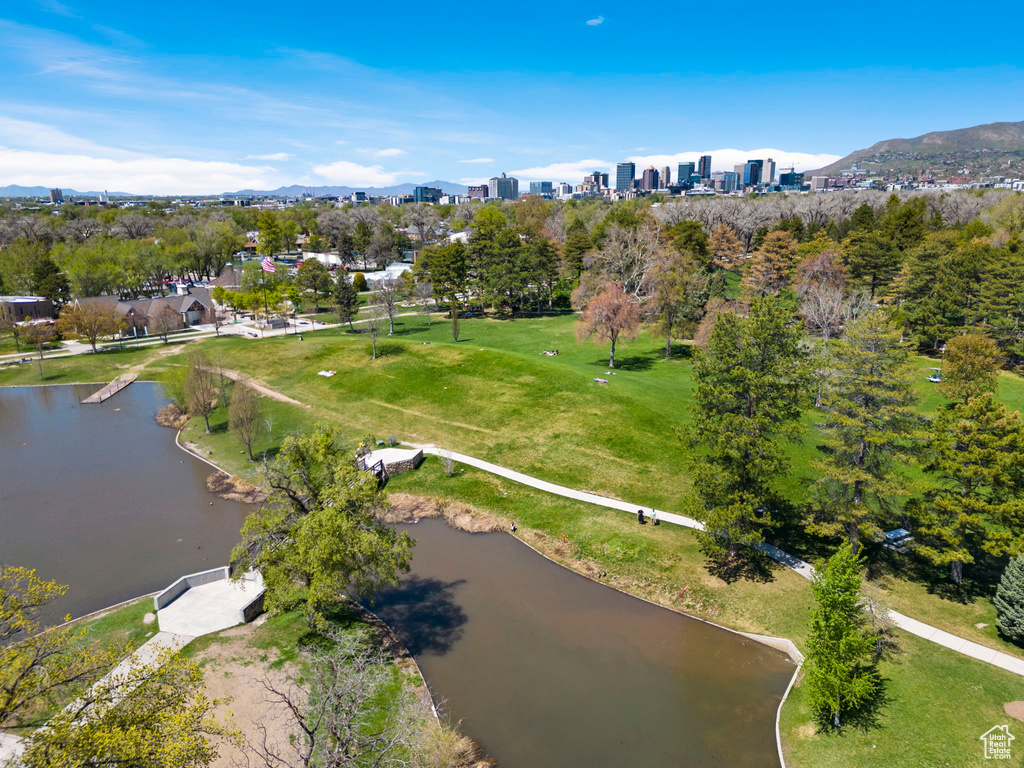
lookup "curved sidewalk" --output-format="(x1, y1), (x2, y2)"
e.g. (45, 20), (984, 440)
(414, 444), (1024, 678)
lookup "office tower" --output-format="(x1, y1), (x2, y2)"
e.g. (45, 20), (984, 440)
(615, 162), (636, 191)
(413, 186), (442, 203)
(746, 159), (764, 186)
(555, 182), (573, 196)
(678, 162), (696, 183)
(778, 171), (804, 189)
(467, 185), (487, 199)
(584, 171), (609, 189)
(698, 155), (712, 179)
(711, 171), (739, 193)
(488, 173), (519, 200)
(529, 181), (554, 197)
(763, 158), (776, 185)
(49, 188), (63, 203)
(661, 166), (671, 187)
(641, 166), (659, 191)
(742, 162), (762, 187)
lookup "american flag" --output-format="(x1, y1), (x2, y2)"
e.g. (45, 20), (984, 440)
(261, 256), (276, 273)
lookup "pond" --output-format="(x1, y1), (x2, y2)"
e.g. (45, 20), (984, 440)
(0, 383), (795, 766)
(374, 519), (795, 768)
(0, 383), (251, 623)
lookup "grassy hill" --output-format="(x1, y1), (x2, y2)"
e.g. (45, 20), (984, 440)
(809, 120), (1024, 177)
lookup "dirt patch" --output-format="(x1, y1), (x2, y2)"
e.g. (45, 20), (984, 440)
(155, 403), (189, 429)
(194, 622), (303, 768)
(1006, 701), (1024, 722)
(383, 493), (508, 533)
(217, 369), (304, 406)
(206, 471), (268, 504)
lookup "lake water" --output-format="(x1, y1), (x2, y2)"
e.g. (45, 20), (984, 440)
(375, 519), (795, 768)
(0, 383), (794, 766)
(0, 383), (251, 623)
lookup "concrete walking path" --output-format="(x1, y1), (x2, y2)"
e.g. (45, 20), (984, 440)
(412, 444), (1024, 678)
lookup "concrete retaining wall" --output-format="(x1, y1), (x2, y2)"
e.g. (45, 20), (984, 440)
(154, 566), (230, 610)
(383, 450), (424, 477)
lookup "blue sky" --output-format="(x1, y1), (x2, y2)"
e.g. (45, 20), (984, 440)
(2, 0), (1023, 193)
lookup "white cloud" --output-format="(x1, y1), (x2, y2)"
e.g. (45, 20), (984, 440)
(586, 16), (604, 25)
(0, 147), (281, 194)
(457, 157), (494, 164)
(509, 159), (612, 182)
(311, 160), (425, 187)
(245, 152), (292, 161)
(0, 116), (139, 158)
(626, 148), (843, 173)
(374, 147), (406, 157)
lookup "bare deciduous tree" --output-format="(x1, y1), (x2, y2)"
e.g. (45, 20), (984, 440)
(376, 278), (402, 335)
(229, 377), (265, 461)
(245, 632), (425, 768)
(365, 304), (387, 360)
(185, 349), (218, 433)
(576, 281), (644, 367)
(413, 281), (434, 326)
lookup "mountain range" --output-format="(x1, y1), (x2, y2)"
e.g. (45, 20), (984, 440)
(808, 120), (1024, 176)
(0, 185), (133, 198)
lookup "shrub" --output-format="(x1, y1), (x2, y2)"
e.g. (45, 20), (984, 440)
(352, 272), (368, 292)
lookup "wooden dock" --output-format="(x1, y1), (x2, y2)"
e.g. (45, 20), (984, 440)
(81, 374), (137, 404)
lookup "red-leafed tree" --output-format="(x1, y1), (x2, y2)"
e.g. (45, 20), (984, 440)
(576, 282), (643, 368)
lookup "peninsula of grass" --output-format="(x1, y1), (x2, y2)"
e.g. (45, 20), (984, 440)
(5, 311), (1024, 768)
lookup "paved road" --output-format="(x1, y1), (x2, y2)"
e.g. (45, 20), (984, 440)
(411, 444), (1024, 678)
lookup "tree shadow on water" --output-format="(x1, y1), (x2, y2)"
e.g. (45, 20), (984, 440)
(369, 576), (468, 656)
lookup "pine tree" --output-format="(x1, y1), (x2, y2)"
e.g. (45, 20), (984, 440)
(688, 297), (811, 561)
(709, 224), (744, 271)
(938, 333), (1001, 404)
(804, 544), (881, 727)
(913, 394), (1024, 583)
(810, 309), (921, 553)
(844, 231), (902, 299)
(741, 230), (798, 298)
(995, 554), (1024, 642)
(334, 272), (360, 331)
(561, 219), (592, 279)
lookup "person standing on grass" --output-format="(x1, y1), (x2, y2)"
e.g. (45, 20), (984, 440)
(637, 509), (645, 525)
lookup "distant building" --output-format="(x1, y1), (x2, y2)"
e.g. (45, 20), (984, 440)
(49, 188), (63, 203)
(467, 185), (488, 199)
(583, 171), (609, 189)
(763, 158), (776, 185)
(616, 162), (636, 191)
(734, 163), (746, 179)
(811, 176), (830, 191)
(711, 171), (740, 193)
(743, 161), (762, 187)
(779, 171), (804, 189)
(641, 166), (660, 191)
(488, 173), (519, 200)
(389, 194), (414, 205)
(555, 182), (573, 197)
(0, 296), (54, 322)
(678, 162), (696, 185)
(529, 181), (554, 197)
(698, 155), (712, 179)
(413, 186), (443, 204)
(661, 166), (671, 187)
(350, 192), (367, 203)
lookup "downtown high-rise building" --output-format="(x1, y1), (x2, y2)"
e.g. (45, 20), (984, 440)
(743, 161), (762, 187)
(661, 166), (671, 187)
(641, 166), (660, 191)
(615, 162), (636, 191)
(529, 181), (553, 197)
(677, 162), (696, 183)
(584, 171), (609, 189)
(763, 158), (776, 185)
(698, 155), (712, 179)
(488, 173), (519, 200)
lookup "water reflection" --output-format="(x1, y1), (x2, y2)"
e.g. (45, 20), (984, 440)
(372, 576), (468, 655)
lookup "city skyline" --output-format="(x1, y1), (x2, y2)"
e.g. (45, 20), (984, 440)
(2, 2), (1024, 193)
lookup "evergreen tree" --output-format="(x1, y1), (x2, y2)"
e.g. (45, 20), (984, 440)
(879, 195), (927, 251)
(709, 223), (744, 271)
(333, 272), (360, 331)
(644, 249), (707, 357)
(741, 230), (798, 298)
(30, 256), (71, 308)
(844, 232), (902, 298)
(913, 394), (1024, 583)
(849, 203), (875, 232)
(352, 220), (373, 268)
(810, 309), (921, 553)
(688, 297), (811, 561)
(561, 219), (592, 278)
(995, 554), (1024, 642)
(805, 544), (881, 727)
(665, 220), (711, 268)
(415, 241), (468, 317)
(939, 333), (1001, 404)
